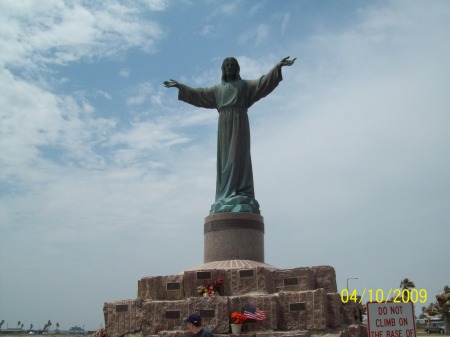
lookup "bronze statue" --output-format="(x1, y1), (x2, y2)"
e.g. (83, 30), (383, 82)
(164, 56), (296, 214)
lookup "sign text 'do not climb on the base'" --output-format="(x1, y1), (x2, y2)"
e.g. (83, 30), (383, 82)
(367, 302), (416, 337)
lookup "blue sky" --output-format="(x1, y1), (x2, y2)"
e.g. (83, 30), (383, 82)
(1, 0), (449, 331)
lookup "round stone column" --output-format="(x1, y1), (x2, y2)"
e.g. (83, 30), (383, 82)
(204, 212), (264, 263)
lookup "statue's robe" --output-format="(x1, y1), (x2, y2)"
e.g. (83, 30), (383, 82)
(178, 65), (283, 214)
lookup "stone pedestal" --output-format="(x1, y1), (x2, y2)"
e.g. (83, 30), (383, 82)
(204, 212), (264, 263)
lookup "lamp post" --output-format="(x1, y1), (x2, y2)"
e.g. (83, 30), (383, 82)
(346, 277), (359, 290)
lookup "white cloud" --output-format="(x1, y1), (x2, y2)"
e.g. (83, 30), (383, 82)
(238, 23), (270, 47)
(0, 67), (119, 179)
(108, 121), (191, 162)
(280, 13), (290, 34)
(119, 69), (130, 78)
(254, 24), (269, 46)
(0, 1), (165, 69)
(201, 24), (213, 36)
(139, 0), (168, 11)
(0, 69), (62, 164)
(94, 90), (112, 100)
(220, 3), (237, 16)
(249, 3), (264, 16)
(127, 82), (152, 106)
(235, 56), (276, 79)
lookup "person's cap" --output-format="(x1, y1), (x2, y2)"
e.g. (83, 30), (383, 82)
(184, 314), (201, 324)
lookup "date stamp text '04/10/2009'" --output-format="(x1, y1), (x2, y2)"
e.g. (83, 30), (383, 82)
(341, 288), (428, 304)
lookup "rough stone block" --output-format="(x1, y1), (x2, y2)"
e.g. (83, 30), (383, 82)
(323, 330), (349, 337)
(326, 293), (343, 328)
(228, 294), (278, 332)
(137, 275), (184, 300)
(141, 300), (187, 335)
(277, 289), (327, 331)
(341, 302), (358, 325)
(186, 296), (229, 334)
(103, 299), (143, 337)
(318, 325), (367, 337)
(273, 267), (315, 292)
(183, 269), (228, 298)
(228, 266), (275, 296)
(311, 266), (337, 293)
(348, 324), (368, 337)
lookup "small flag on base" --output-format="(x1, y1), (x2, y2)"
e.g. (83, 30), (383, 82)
(244, 304), (266, 320)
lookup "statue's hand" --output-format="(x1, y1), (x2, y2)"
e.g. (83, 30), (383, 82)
(163, 79), (179, 88)
(279, 56), (297, 67)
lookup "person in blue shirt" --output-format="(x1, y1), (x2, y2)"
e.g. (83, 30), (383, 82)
(184, 313), (214, 337)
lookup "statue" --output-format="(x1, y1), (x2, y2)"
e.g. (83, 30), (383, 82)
(164, 56), (296, 214)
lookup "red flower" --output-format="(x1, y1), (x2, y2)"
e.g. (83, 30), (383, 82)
(215, 278), (224, 287)
(231, 312), (248, 324)
(198, 278), (225, 297)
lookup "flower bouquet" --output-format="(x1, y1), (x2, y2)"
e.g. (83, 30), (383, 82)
(92, 328), (106, 337)
(230, 312), (247, 334)
(214, 278), (224, 294)
(230, 312), (247, 324)
(197, 278), (224, 297)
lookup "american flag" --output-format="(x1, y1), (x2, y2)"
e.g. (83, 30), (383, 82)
(244, 304), (266, 320)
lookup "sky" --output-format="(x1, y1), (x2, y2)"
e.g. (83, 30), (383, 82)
(1, 0), (449, 332)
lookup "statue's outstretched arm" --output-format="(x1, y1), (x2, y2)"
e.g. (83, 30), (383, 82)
(278, 56), (297, 67)
(163, 79), (180, 88)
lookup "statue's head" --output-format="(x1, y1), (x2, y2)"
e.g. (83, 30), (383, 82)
(221, 57), (241, 82)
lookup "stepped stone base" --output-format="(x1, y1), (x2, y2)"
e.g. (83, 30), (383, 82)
(104, 262), (366, 337)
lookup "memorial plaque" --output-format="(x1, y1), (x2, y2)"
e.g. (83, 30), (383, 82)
(116, 304), (129, 312)
(200, 310), (215, 318)
(166, 282), (181, 290)
(290, 303), (306, 311)
(196, 271), (212, 280)
(165, 311), (181, 319)
(239, 269), (254, 278)
(284, 277), (299, 286)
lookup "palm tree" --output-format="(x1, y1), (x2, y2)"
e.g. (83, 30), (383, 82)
(17, 321), (21, 329)
(436, 286), (450, 333)
(425, 302), (441, 316)
(29, 324), (34, 331)
(0, 320), (4, 329)
(56, 323), (60, 331)
(399, 278), (415, 290)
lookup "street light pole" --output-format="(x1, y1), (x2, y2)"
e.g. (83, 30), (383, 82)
(346, 277), (359, 290)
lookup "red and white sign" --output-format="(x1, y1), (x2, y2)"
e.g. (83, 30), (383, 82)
(367, 302), (416, 337)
